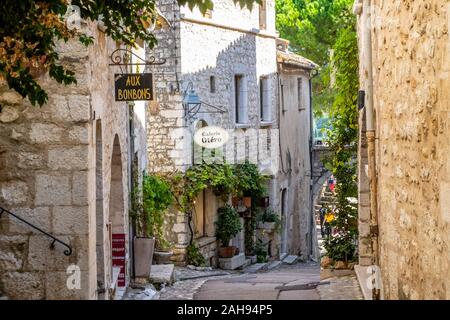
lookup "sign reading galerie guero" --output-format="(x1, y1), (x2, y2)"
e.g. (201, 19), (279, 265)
(115, 73), (153, 101)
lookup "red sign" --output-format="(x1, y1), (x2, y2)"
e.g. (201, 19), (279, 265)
(112, 233), (126, 287)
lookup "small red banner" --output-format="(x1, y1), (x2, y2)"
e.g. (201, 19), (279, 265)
(112, 233), (126, 287)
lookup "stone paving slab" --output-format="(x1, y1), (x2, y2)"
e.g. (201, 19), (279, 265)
(278, 289), (320, 300)
(282, 255), (299, 265)
(243, 263), (268, 273)
(317, 275), (363, 300)
(175, 266), (231, 281)
(150, 264), (174, 284)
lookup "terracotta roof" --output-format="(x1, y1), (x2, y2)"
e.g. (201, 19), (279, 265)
(276, 50), (318, 70)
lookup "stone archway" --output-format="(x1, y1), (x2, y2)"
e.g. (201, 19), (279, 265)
(95, 120), (106, 298)
(280, 188), (288, 256)
(107, 134), (126, 297)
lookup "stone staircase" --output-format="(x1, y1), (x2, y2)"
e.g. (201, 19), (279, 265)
(314, 186), (337, 256)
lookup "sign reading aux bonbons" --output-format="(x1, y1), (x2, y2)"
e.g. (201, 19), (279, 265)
(115, 73), (153, 101)
(194, 126), (229, 149)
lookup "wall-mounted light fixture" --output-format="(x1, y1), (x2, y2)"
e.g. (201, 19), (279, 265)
(181, 81), (227, 123)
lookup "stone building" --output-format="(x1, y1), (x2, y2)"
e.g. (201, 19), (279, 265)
(354, 0), (450, 299)
(276, 39), (317, 260)
(0, 21), (148, 299)
(148, 0), (316, 265)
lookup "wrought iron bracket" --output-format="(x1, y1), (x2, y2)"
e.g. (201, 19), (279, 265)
(109, 48), (166, 67)
(0, 206), (72, 256)
(184, 100), (227, 123)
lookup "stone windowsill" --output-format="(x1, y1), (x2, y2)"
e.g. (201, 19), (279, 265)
(195, 236), (217, 248)
(235, 123), (251, 129)
(260, 121), (273, 127)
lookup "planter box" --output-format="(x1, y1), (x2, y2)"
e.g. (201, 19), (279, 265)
(218, 253), (245, 270)
(153, 251), (173, 265)
(134, 237), (155, 278)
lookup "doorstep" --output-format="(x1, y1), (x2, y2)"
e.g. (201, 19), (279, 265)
(150, 264), (175, 285)
(354, 265), (373, 300)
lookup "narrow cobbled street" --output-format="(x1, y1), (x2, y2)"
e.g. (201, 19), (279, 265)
(156, 262), (362, 300)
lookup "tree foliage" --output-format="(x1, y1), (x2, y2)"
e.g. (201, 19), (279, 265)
(276, 0), (359, 261)
(0, 0), (258, 106)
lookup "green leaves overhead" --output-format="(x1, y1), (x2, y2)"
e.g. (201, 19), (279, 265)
(178, 0), (261, 13)
(1, 0), (259, 107)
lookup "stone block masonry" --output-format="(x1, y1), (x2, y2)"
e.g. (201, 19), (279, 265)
(356, 0), (450, 299)
(0, 20), (141, 300)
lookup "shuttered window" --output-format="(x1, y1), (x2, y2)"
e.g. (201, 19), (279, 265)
(297, 77), (304, 110)
(235, 75), (248, 124)
(260, 77), (271, 121)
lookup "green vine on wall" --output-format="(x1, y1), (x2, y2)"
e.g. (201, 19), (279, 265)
(130, 173), (173, 250)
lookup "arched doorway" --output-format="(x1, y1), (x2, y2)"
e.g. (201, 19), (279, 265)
(281, 188), (288, 255)
(108, 135), (126, 297)
(95, 120), (105, 299)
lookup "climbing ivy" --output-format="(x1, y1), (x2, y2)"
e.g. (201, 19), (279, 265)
(323, 10), (359, 262)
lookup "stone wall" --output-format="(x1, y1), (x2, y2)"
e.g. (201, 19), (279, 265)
(356, 0), (450, 299)
(277, 69), (313, 259)
(0, 22), (143, 299)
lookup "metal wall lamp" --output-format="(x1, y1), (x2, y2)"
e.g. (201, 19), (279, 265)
(182, 82), (227, 123)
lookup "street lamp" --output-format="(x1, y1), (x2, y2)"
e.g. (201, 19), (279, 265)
(181, 81), (226, 123)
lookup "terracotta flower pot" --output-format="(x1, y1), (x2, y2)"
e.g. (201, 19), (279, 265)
(218, 246), (236, 258)
(232, 197), (240, 207)
(243, 197), (252, 208)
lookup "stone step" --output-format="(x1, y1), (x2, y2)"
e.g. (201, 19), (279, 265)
(282, 255), (298, 265)
(243, 262), (268, 273)
(323, 192), (334, 197)
(266, 260), (282, 271)
(321, 196), (336, 202)
(149, 264), (175, 285)
(317, 200), (334, 205)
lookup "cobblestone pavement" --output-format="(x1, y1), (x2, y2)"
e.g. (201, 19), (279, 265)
(193, 262), (321, 300)
(159, 275), (233, 300)
(157, 263), (363, 300)
(318, 274), (364, 300)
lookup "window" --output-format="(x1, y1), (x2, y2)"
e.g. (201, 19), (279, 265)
(297, 77), (304, 110)
(235, 75), (248, 124)
(259, 0), (267, 30)
(280, 81), (286, 114)
(260, 77), (271, 121)
(210, 76), (216, 93)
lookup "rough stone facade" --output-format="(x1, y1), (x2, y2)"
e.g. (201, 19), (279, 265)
(0, 21), (147, 299)
(276, 40), (317, 260)
(148, 0), (315, 264)
(355, 0), (450, 299)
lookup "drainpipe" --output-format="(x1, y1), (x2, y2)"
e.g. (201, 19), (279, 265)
(309, 69), (319, 259)
(361, 0), (380, 300)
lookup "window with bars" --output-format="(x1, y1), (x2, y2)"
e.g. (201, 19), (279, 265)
(260, 77), (271, 122)
(235, 75), (248, 124)
(280, 82), (286, 114)
(297, 77), (305, 111)
(210, 76), (216, 93)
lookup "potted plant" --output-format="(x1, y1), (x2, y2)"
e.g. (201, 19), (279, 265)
(243, 196), (252, 208)
(216, 205), (242, 258)
(256, 208), (281, 232)
(132, 174), (173, 278)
